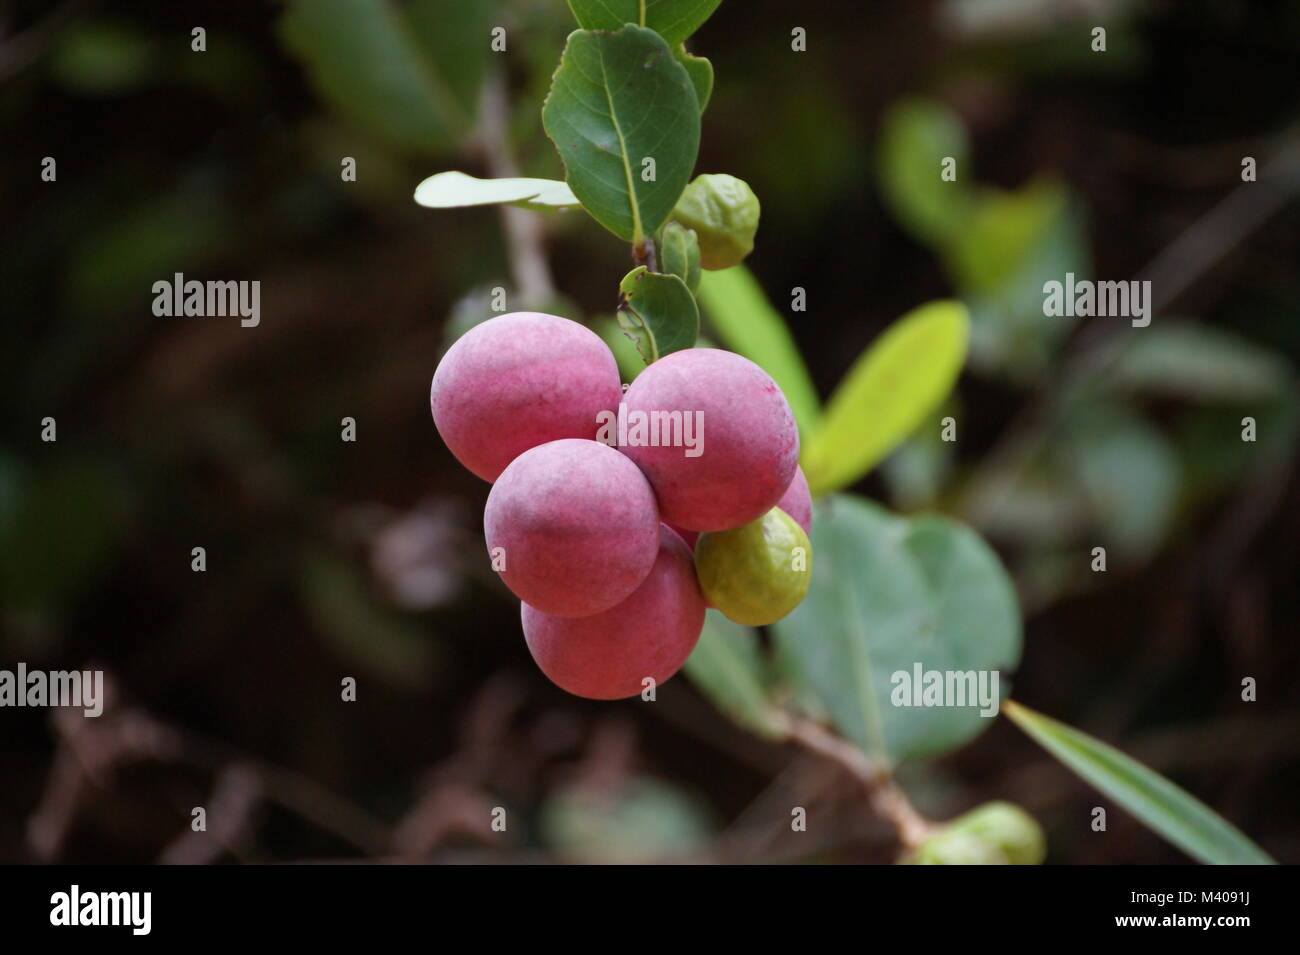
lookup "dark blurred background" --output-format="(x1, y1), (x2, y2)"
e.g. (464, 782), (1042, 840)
(2, 0), (1298, 863)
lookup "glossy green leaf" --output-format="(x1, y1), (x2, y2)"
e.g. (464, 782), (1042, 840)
(876, 97), (972, 247)
(683, 611), (789, 739)
(617, 267), (699, 362)
(566, 0), (721, 46)
(542, 26), (700, 243)
(770, 496), (1022, 765)
(414, 171), (580, 210)
(278, 0), (475, 153)
(658, 221), (701, 291)
(696, 266), (821, 439)
(676, 45), (713, 111)
(1003, 701), (1276, 865)
(803, 301), (968, 497)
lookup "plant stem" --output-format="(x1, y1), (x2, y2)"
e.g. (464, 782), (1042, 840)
(478, 67), (556, 306)
(783, 714), (936, 849)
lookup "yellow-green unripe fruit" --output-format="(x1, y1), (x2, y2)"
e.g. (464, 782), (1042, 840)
(669, 174), (760, 270)
(906, 801), (1046, 865)
(694, 507), (811, 626)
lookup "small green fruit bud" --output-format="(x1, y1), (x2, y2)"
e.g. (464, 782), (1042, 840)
(670, 174), (760, 270)
(695, 507), (811, 626)
(905, 801), (1046, 865)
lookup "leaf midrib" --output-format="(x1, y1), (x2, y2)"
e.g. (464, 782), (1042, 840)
(595, 41), (645, 244)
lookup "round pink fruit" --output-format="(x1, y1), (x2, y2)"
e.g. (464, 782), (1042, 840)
(619, 349), (798, 532)
(431, 312), (623, 482)
(522, 525), (706, 699)
(776, 464), (812, 535)
(484, 439), (659, 618)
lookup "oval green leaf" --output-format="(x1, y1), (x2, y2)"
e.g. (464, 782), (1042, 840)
(1002, 701), (1276, 865)
(803, 300), (968, 497)
(770, 495), (1022, 765)
(414, 171), (580, 210)
(567, 0), (721, 46)
(617, 266), (699, 362)
(542, 26), (701, 244)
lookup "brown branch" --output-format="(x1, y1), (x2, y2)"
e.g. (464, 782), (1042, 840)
(478, 67), (556, 306)
(781, 715), (936, 849)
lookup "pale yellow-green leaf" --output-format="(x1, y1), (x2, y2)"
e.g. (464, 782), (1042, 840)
(803, 301), (968, 496)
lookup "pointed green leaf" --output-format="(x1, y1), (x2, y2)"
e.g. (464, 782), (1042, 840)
(1003, 701), (1275, 865)
(567, 0), (722, 46)
(771, 496), (1021, 764)
(617, 267), (699, 362)
(684, 611), (789, 739)
(803, 301), (968, 496)
(696, 266), (821, 439)
(414, 171), (580, 211)
(676, 45), (713, 111)
(542, 26), (701, 244)
(278, 0), (476, 153)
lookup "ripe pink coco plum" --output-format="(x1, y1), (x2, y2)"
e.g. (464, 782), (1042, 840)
(430, 312), (623, 482)
(484, 439), (659, 617)
(620, 349), (798, 532)
(522, 525), (706, 699)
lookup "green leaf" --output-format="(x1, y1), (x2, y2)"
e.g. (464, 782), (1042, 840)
(963, 201), (1088, 380)
(542, 26), (701, 244)
(404, 0), (497, 119)
(299, 552), (436, 689)
(595, 315), (652, 382)
(770, 496), (1022, 765)
(1100, 322), (1294, 403)
(683, 611), (789, 739)
(946, 179), (1067, 295)
(1064, 403), (1180, 563)
(803, 301), (968, 497)
(278, 0), (474, 153)
(1002, 701), (1276, 865)
(658, 221), (701, 291)
(414, 171), (581, 210)
(617, 267), (699, 362)
(876, 97), (972, 247)
(676, 45), (713, 111)
(0, 457), (128, 612)
(566, 0), (721, 46)
(540, 776), (715, 863)
(696, 266), (821, 439)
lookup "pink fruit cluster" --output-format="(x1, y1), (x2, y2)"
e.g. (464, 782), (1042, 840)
(430, 312), (808, 700)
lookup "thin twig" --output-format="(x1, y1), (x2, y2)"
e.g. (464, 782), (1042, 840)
(782, 715), (936, 849)
(478, 67), (556, 305)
